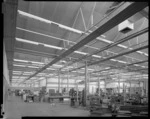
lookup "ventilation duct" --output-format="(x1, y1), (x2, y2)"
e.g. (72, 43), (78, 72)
(118, 20), (134, 34)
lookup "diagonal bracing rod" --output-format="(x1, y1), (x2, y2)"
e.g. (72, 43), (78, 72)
(20, 2), (148, 84)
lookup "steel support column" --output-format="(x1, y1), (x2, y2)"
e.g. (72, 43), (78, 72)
(123, 83), (125, 105)
(118, 74), (120, 93)
(67, 69), (69, 93)
(98, 76), (100, 96)
(76, 63), (79, 102)
(104, 78), (106, 92)
(129, 82), (131, 97)
(145, 80), (148, 97)
(88, 73), (90, 95)
(84, 61), (88, 106)
(58, 70), (61, 93)
(45, 77), (48, 92)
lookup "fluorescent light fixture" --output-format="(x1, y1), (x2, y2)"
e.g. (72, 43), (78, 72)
(13, 71), (21, 72)
(117, 60), (127, 64)
(60, 60), (66, 63)
(97, 37), (113, 44)
(117, 44), (128, 48)
(134, 64), (140, 66)
(18, 10), (52, 24)
(53, 64), (63, 67)
(14, 59), (28, 63)
(13, 73), (21, 75)
(39, 77), (45, 80)
(92, 55), (101, 58)
(31, 61), (44, 64)
(12, 76), (19, 78)
(137, 51), (144, 54)
(44, 44), (63, 50)
(13, 64), (26, 67)
(19, 9), (82, 34)
(47, 68), (56, 70)
(28, 66), (39, 68)
(144, 53), (148, 56)
(110, 59), (117, 61)
(16, 38), (39, 45)
(141, 66), (146, 68)
(74, 51), (87, 55)
(105, 67), (110, 69)
(23, 74), (31, 75)
(13, 72), (21, 74)
(24, 72), (33, 73)
(101, 35), (106, 38)
(59, 24), (83, 34)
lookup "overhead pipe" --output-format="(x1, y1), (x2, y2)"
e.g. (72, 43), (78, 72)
(59, 27), (148, 71)
(90, 59), (148, 74)
(69, 45), (148, 72)
(127, 60), (148, 66)
(91, 68), (148, 78)
(20, 2), (148, 84)
(90, 45), (148, 66)
(31, 59), (148, 82)
(55, 59), (148, 78)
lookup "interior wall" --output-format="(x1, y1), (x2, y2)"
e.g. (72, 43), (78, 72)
(3, 42), (10, 113)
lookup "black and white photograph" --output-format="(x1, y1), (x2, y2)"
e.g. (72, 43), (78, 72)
(3, 0), (148, 118)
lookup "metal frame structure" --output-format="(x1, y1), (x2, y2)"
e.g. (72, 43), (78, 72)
(19, 2), (148, 84)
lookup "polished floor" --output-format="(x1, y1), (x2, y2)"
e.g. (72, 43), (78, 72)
(4, 95), (90, 119)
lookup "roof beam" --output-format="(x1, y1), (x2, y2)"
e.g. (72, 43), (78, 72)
(69, 45), (148, 72)
(59, 27), (148, 71)
(20, 2), (148, 84)
(89, 45), (148, 66)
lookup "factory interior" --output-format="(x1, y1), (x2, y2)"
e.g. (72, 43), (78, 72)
(3, 1), (148, 118)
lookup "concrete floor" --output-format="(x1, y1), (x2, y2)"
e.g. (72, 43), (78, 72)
(4, 95), (90, 119)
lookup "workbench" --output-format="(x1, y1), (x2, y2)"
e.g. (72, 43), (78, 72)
(47, 96), (71, 103)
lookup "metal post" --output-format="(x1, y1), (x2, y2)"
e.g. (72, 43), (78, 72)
(46, 77), (48, 92)
(143, 81), (145, 96)
(98, 76), (100, 96)
(76, 63), (78, 102)
(58, 70), (61, 93)
(123, 83), (125, 105)
(88, 73), (90, 95)
(129, 82), (131, 97)
(118, 75), (120, 93)
(145, 80), (148, 97)
(84, 61), (88, 106)
(75, 76), (78, 102)
(67, 69), (69, 93)
(61, 78), (63, 93)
